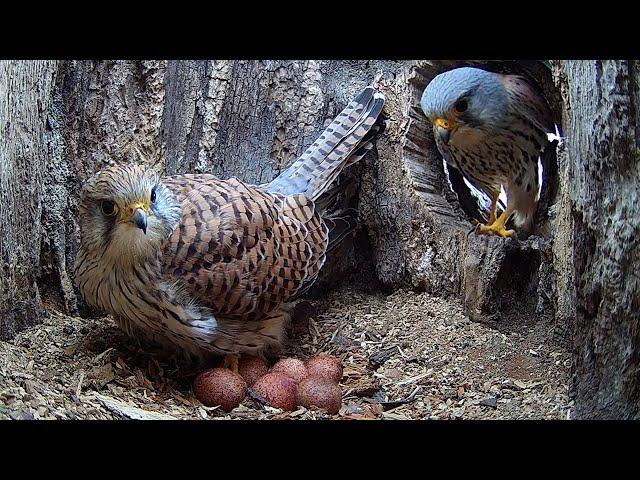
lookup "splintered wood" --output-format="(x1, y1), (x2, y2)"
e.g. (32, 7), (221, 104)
(0, 285), (572, 420)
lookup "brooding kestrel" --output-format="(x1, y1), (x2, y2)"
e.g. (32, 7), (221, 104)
(75, 87), (385, 369)
(420, 67), (554, 237)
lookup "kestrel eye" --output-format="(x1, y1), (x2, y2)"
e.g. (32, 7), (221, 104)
(454, 99), (468, 113)
(101, 200), (117, 216)
(150, 187), (157, 204)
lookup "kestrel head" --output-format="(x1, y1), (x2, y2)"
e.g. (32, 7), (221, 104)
(420, 67), (509, 146)
(77, 164), (181, 265)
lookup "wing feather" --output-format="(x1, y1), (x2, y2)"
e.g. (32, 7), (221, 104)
(160, 174), (327, 322)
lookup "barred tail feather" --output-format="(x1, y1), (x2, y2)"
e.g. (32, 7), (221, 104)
(266, 86), (385, 200)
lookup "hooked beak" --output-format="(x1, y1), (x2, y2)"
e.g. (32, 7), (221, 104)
(436, 125), (450, 144)
(131, 208), (148, 235)
(434, 117), (455, 145)
(119, 202), (150, 235)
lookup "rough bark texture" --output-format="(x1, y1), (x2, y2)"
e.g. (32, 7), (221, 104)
(0, 59), (638, 418)
(553, 60), (640, 419)
(0, 60), (59, 338)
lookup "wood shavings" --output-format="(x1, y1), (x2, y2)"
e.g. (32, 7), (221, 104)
(0, 285), (571, 420)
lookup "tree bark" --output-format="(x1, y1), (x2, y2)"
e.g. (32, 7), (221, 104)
(0, 60), (59, 338)
(553, 60), (640, 419)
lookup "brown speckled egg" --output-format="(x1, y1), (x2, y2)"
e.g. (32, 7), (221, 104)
(270, 358), (308, 384)
(238, 355), (269, 387)
(296, 376), (342, 415)
(252, 372), (297, 411)
(193, 368), (247, 412)
(305, 355), (343, 383)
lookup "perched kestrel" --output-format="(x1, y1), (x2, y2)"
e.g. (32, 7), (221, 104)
(75, 87), (385, 368)
(420, 67), (554, 237)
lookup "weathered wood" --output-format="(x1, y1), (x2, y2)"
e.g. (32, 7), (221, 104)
(0, 60), (59, 338)
(553, 60), (640, 419)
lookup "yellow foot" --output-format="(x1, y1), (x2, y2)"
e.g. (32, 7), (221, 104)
(223, 354), (239, 374)
(477, 222), (515, 238)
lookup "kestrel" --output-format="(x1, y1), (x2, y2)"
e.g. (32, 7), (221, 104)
(420, 67), (554, 237)
(75, 87), (385, 369)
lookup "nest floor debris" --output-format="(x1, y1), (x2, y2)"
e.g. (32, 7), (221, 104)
(0, 284), (571, 420)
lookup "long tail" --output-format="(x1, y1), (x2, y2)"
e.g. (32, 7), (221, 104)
(266, 86), (385, 200)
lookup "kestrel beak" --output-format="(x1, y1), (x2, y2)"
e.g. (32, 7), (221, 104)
(119, 202), (151, 235)
(434, 117), (456, 144)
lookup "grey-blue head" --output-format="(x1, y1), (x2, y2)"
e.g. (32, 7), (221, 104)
(420, 67), (509, 143)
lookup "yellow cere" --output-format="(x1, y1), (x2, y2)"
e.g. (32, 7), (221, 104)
(119, 201), (152, 223)
(435, 117), (453, 129)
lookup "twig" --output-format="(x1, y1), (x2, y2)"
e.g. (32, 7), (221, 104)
(94, 347), (114, 364)
(76, 371), (85, 398)
(395, 371), (429, 386)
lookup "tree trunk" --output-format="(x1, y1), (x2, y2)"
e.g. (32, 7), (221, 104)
(0, 59), (638, 418)
(0, 60), (59, 338)
(553, 60), (640, 419)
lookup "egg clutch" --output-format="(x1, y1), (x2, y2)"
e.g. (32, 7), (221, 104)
(193, 355), (344, 414)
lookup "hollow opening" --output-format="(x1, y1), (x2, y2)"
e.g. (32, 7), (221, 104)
(408, 60), (563, 238)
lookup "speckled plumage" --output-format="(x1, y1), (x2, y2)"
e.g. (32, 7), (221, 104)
(420, 67), (554, 232)
(75, 87), (385, 359)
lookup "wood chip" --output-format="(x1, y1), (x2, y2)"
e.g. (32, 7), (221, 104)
(94, 348), (114, 363)
(93, 393), (177, 420)
(368, 346), (398, 369)
(513, 379), (544, 390)
(76, 372), (85, 398)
